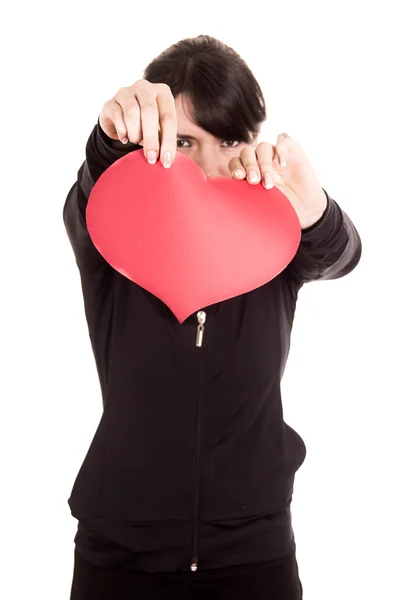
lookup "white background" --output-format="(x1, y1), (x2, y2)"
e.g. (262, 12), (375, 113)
(1, 0), (396, 598)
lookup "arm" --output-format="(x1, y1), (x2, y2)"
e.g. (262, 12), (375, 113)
(62, 118), (141, 272)
(283, 188), (362, 286)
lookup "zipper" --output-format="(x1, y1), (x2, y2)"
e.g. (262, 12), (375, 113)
(190, 309), (206, 572)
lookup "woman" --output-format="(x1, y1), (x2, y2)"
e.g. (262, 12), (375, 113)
(64, 34), (362, 599)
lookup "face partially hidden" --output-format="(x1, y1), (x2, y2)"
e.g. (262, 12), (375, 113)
(174, 94), (258, 179)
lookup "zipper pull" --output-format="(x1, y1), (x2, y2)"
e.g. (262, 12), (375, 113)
(196, 311), (206, 347)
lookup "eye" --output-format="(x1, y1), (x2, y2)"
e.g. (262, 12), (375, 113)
(177, 140), (191, 148)
(221, 140), (240, 148)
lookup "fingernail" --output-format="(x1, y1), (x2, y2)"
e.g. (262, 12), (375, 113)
(234, 169), (244, 179)
(249, 170), (260, 183)
(264, 172), (274, 189)
(163, 152), (172, 168)
(279, 154), (287, 167)
(147, 150), (157, 164)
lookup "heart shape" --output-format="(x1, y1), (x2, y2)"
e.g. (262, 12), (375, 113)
(86, 149), (301, 324)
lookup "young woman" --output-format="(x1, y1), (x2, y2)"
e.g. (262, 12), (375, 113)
(64, 34), (362, 599)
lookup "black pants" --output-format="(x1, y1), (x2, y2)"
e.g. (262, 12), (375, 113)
(70, 547), (303, 599)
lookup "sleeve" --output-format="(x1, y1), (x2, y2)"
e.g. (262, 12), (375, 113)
(283, 188), (362, 286)
(62, 118), (142, 273)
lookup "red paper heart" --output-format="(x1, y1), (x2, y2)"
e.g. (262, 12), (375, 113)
(86, 149), (301, 323)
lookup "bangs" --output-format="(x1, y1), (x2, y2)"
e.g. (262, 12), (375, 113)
(179, 55), (265, 144)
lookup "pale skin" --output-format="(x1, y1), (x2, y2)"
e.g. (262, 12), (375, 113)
(99, 80), (328, 230)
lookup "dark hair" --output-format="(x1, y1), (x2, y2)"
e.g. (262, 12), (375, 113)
(142, 35), (267, 144)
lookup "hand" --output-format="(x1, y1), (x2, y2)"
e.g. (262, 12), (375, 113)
(229, 134), (328, 229)
(99, 79), (177, 168)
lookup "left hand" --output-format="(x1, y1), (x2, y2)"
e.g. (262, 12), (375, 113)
(228, 133), (328, 229)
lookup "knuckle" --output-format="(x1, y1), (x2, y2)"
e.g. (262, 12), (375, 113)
(123, 103), (140, 118)
(102, 98), (114, 112)
(157, 82), (171, 92)
(141, 101), (158, 113)
(258, 162), (272, 173)
(128, 134), (142, 144)
(159, 110), (176, 125)
(114, 87), (129, 100)
(129, 79), (147, 93)
(143, 131), (159, 142)
(145, 141), (160, 152)
(245, 160), (259, 171)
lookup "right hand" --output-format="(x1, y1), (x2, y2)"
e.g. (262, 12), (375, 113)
(99, 80), (177, 168)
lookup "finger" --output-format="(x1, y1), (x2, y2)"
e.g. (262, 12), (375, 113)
(256, 142), (278, 189)
(135, 86), (161, 163)
(155, 84), (177, 168)
(114, 88), (143, 144)
(239, 146), (261, 185)
(278, 152), (287, 168)
(276, 133), (290, 167)
(99, 99), (126, 143)
(228, 156), (246, 179)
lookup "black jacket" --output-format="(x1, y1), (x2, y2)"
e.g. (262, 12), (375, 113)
(63, 119), (362, 574)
